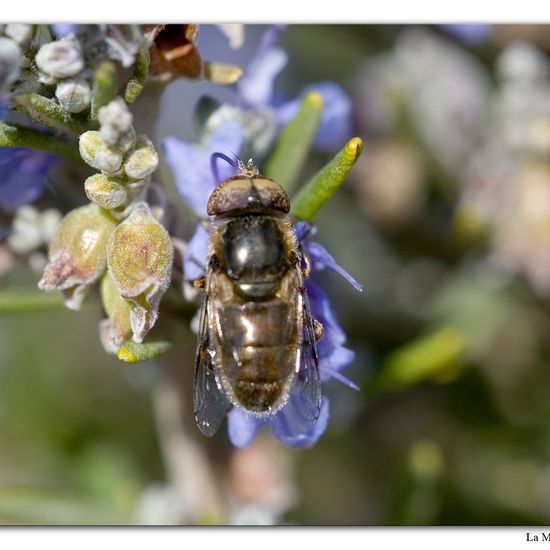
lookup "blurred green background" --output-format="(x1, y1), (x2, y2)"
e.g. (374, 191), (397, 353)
(4, 24), (550, 525)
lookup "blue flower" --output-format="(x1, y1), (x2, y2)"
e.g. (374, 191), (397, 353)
(439, 24), (492, 45)
(164, 139), (361, 447)
(162, 122), (246, 218)
(0, 147), (58, 212)
(50, 24), (78, 38)
(237, 26), (353, 153)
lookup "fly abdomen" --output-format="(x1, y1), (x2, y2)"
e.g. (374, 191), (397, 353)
(216, 300), (297, 413)
(219, 301), (294, 347)
(233, 346), (294, 413)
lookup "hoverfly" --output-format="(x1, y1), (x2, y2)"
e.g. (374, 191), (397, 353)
(193, 159), (322, 436)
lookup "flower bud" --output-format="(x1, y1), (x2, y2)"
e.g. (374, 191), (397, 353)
(5, 24), (32, 46)
(98, 98), (133, 145)
(38, 204), (117, 310)
(123, 135), (159, 180)
(55, 78), (91, 113)
(117, 127), (137, 154)
(35, 39), (84, 78)
(84, 174), (129, 209)
(99, 271), (133, 353)
(0, 37), (21, 91)
(79, 130), (123, 173)
(107, 202), (173, 342)
(7, 206), (61, 254)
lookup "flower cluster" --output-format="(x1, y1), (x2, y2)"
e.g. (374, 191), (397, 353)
(39, 97), (174, 351)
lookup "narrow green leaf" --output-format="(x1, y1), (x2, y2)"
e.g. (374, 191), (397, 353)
(0, 122), (81, 163)
(264, 91), (323, 193)
(0, 290), (64, 314)
(117, 339), (172, 363)
(291, 137), (363, 221)
(124, 47), (150, 104)
(377, 327), (466, 390)
(12, 93), (86, 135)
(91, 60), (118, 119)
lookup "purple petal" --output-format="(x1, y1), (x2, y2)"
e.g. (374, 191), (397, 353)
(51, 24), (77, 38)
(305, 241), (363, 292)
(306, 281), (346, 347)
(227, 407), (265, 448)
(162, 122), (245, 217)
(237, 25), (288, 108)
(318, 346), (358, 389)
(0, 148), (57, 212)
(183, 223), (210, 281)
(163, 137), (213, 217)
(440, 24), (492, 45)
(207, 123), (246, 183)
(270, 395), (330, 448)
(293, 220), (317, 242)
(238, 47), (288, 108)
(256, 25), (287, 55)
(276, 82), (353, 152)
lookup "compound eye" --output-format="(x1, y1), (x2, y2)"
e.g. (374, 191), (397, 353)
(251, 178), (290, 214)
(207, 176), (290, 216)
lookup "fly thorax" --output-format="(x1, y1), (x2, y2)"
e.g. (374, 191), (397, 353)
(219, 215), (288, 300)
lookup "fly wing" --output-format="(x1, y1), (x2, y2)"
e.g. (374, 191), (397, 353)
(193, 271), (230, 436)
(292, 264), (322, 422)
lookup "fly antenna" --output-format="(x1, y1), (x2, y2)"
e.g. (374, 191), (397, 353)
(210, 152), (238, 184)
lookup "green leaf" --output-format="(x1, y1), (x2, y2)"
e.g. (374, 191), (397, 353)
(124, 47), (150, 104)
(291, 137), (363, 221)
(0, 290), (65, 314)
(264, 91), (323, 193)
(0, 487), (125, 525)
(12, 93), (86, 135)
(0, 122), (81, 163)
(377, 327), (466, 390)
(91, 60), (118, 119)
(117, 339), (172, 363)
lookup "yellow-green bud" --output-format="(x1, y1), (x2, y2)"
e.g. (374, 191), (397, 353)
(99, 271), (133, 353)
(107, 202), (173, 342)
(123, 135), (159, 181)
(84, 174), (129, 209)
(79, 130), (123, 173)
(38, 204), (118, 310)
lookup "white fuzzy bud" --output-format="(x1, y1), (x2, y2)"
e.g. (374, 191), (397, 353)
(5, 24), (32, 46)
(95, 143), (123, 173)
(79, 130), (123, 173)
(7, 206), (62, 255)
(117, 127), (137, 154)
(123, 135), (159, 181)
(55, 78), (91, 113)
(98, 98), (133, 145)
(0, 37), (21, 91)
(37, 71), (57, 86)
(35, 39), (84, 78)
(497, 41), (549, 83)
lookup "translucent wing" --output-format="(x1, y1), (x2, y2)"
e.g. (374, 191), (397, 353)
(292, 264), (322, 422)
(193, 272), (230, 436)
